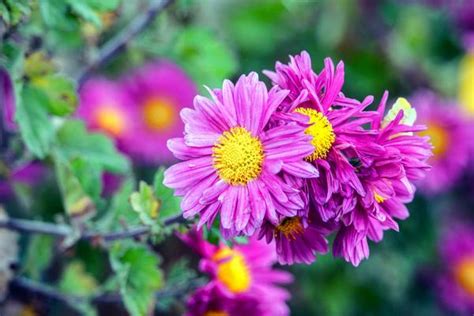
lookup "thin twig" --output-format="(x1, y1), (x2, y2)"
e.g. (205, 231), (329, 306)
(76, 0), (173, 87)
(0, 213), (185, 241)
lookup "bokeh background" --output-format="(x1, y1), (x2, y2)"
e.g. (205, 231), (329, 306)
(1, 0), (474, 315)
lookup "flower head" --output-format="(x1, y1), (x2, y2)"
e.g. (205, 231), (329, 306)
(438, 222), (474, 314)
(122, 61), (197, 163)
(164, 72), (318, 237)
(76, 78), (138, 153)
(410, 91), (472, 195)
(333, 94), (432, 266)
(265, 51), (379, 223)
(182, 230), (292, 316)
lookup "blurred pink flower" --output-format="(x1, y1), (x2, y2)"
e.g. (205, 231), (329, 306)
(438, 222), (474, 313)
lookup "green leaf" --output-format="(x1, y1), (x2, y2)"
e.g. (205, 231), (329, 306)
(31, 74), (78, 116)
(55, 159), (96, 220)
(55, 120), (130, 173)
(0, 0), (30, 26)
(69, 157), (103, 204)
(96, 179), (140, 232)
(172, 27), (238, 88)
(15, 86), (55, 158)
(110, 242), (163, 316)
(59, 261), (98, 296)
(22, 235), (54, 280)
(153, 167), (181, 220)
(67, 0), (101, 27)
(0, 41), (24, 76)
(39, 0), (74, 30)
(130, 181), (160, 227)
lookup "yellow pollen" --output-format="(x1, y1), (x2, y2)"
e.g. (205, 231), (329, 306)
(275, 217), (305, 240)
(95, 106), (125, 136)
(295, 107), (335, 161)
(142, 97), (176, 131)
(204, 312), (229, 316)
(212, 127), (264, 185)
(419, 122), (449, 157)
(454, 257), (474, 296)
(374, 192), (386, 203)
(213, 247), (251, 293)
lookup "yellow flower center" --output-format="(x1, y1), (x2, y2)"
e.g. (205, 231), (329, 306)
(275, 217), (305, 240)
(459, 52), (474, 116)
(295, 107), (335, 161)
(212, 127), (264, 185)
(204, 312), (229, 316)
(142, 97), (176, 131)
(374, 192), (386, 203)
(213, 247), (251, 293)
(454, 257), (474, 296)
(95, 106), (125, 136)
(419, 122), (448, 157)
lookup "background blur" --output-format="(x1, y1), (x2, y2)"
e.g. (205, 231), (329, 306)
(1, 0), (473, 315)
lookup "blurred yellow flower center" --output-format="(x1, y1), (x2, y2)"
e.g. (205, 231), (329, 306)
(275, 216), (304, 240)
(213, 247), (251, 293)
(213, 127), (264, 185)
(420, 123), (448, 157)
(295, 107), (335, 161)
(454, 257), (474, 296)
(459, 53), (474, 116)
(143, 97), (176, 131)
(204, 312), (229, 316)
(374, 192), (386, 203)
(95, 106), (125, 136)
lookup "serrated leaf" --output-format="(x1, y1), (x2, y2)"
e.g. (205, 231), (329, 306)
(110, 242), (163, 316)
(172, 27), (237, 88)
(69, 157), (103, 204)
(130, 181), (159, 226)
(96, 179), (140, 232)
(153, 167), (181, 220)
(15, 86), (55, 158)
(55, 120), (129, 173)
(59, 261), (98, 296)
(31, 74), (78, 116)
(24, 52), (56, 79)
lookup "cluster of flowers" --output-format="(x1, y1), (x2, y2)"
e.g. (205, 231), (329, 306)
(165, 51), (433, 267)
(77, 61), (197, 164)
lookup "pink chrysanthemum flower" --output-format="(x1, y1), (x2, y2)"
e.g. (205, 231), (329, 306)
(76, 78), (138, 152)
(122, 61), (197, 163)
(164, 73), (318, 236)
(260, 51), (381, 264)
(333, 95), (432, 266)
(437, 222), (474, 314)
(264, 51), (378, 222)
(182, 230), (292, 316)
(410, 91), (472, 195)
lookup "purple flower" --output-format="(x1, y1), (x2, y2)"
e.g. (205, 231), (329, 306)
(410, 91), (472, 195)
(76, 78), (139, 153)
(122, 61), (197, 164)
(333, 94), (432, 266)
(0, 67), (16, 131)
(182, 230), (292, 316)
(265, 51), (379, 223)
(164, 73), (318, 237)
(437, 222), (474, 314)
(76, 61), (197, 165)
